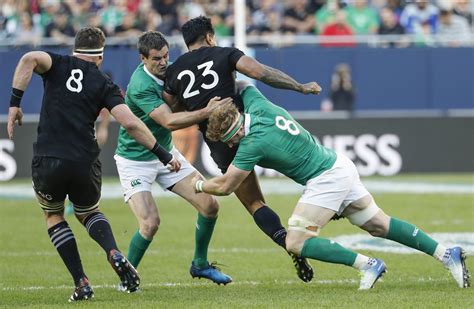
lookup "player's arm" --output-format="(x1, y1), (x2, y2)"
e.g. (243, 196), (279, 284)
(193, 165), (251, 196)
(235, 55), (321, 95)
(150, 96), (232, 131)
(96, 108), (110, 147)
(162, 90), (187, 112)
(110, 104), (181, 171)
(7, 51), (53, 139)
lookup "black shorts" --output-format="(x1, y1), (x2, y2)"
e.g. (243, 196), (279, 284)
(205, 139), (239, 173)
(31, 156), (102, 213)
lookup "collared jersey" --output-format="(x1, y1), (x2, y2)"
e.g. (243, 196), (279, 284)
(164, 46), (245, 133)
(116, 63), (172, 161)
(34, 52), (124, 162)
(233, 86), (337, 185)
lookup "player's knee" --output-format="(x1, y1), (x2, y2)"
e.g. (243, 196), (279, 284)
(362, 211), (390, 237)
(140, 216), (160, 238)
(286, 215), (320, 254)
(200, 196), (219, 218)
(347, 200), (380, 228)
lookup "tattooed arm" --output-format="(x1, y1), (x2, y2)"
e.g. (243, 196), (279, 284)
(235, 55), (321, 95)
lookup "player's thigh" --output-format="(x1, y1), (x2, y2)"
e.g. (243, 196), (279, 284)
(171, 171), (218, 216)
(128, 191), (160, 224)
(154, 148), (195, 191)
(205, 139), (238, 173)
(114, 154), (157, 203)
(68, 159), (102, 215)
(234, 170), (266, 212)
(31, 156), (68, 213)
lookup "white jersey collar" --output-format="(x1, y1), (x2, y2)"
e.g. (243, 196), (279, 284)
(244, 113), (251, 136)
(143, 64), (164, 86)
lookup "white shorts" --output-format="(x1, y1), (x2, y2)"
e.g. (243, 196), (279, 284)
(298, 153), (370, 215)
(114, 147), (195, 202)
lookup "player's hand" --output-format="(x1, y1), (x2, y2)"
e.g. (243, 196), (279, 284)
(205, 96), (233, 116)
(300, 82), (322, 95)
(166, 156), (181, 172)
(191, 174), (201, 193)
(7, 107), (23, 140)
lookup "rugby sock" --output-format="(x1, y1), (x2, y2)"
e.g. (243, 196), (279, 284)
(385, 217), (438, 256)
(83, 212), (118, 256)
(48, 221), (86, 286)
(253, 206), (287, 248)
(353, 255), (377, 270)
(193, 213), (217, 268)
(127, 230), (152, 268)
(301, 237), (357, 266)
(433, 244), (448, 262)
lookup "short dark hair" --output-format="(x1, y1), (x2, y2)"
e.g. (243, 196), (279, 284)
(181, 15), (214, 47)
(74, 27), (105, 50)
(138, 31), (169, 58)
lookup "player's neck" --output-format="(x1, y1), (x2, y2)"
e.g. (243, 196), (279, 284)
(74, 55), (100, 67)
(188, 42), (211, 52)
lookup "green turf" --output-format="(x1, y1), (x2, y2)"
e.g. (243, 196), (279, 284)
(0, 193), (473, 308)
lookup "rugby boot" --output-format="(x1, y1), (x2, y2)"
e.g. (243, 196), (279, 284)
(443, 246), (471, 288)
(190, 261), (232, 285)
(359, 258), (387, 290)
(288, 252), (314, 282)
(68, 277), (94, 302)
(109, 250), (140, 293)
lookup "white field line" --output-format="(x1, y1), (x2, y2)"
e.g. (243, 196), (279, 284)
(0, 179), (473, 200)
(0, 277), (451, 292)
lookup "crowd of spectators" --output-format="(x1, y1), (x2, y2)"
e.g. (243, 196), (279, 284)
(0, 0), (472, 47)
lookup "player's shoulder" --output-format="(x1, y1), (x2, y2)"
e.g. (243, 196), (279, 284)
(128, 63), (163, 93)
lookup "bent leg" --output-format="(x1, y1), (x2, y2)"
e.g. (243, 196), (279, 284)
(172, 171), (219, 268)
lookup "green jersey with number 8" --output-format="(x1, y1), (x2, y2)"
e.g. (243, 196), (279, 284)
(233, 86), (337, 185)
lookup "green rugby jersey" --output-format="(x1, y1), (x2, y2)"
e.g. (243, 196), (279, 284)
(233, 86), (337, 185)
(116, 63), (172, 161)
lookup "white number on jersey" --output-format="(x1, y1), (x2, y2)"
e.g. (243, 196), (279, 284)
(66, 69), (84, 93)
(275, 116), (300, 135)
(177, 61), (219, 99)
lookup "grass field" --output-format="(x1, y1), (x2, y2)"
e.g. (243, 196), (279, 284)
(0, 178), (473, 308)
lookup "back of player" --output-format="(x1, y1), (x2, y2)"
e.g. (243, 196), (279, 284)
(165, 46), (244, 130)
(36, 52), (122, 163)
(234, 86), (337, 185)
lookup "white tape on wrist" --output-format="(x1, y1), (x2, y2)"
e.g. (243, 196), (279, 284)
(195, 180), (204, 193)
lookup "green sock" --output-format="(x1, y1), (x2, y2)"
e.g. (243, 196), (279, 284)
(127, 230), (152, 268)
(193, 213), (217, 268)
(301, 237), (357, 266)
(386, 217), (438, 255)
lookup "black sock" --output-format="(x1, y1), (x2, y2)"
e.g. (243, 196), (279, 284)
(83, 212), (118, 257)
(48, 221), (86, 286)
(253, 205), (287, 248)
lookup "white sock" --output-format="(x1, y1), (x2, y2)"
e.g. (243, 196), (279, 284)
(352, 254), (371, 270)
(433, 244), (448, 262)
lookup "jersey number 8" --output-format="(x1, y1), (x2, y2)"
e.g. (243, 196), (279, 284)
(275, 116), (300, 135)
(177, 61), (219, 99)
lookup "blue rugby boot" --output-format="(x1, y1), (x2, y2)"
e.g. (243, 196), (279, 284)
(443, 247), (471, 288)
(359, 258), (387, 290)
(69, 277), (94, 302)
(190, 262), (232, 285)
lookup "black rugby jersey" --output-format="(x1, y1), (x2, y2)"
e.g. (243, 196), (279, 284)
(164, 46), (244, 133)
(34, 52), (124, 162)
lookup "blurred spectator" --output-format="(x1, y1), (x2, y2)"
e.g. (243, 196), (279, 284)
(153, 0), (180, 35)
(320, 10), (356, 47)
(45, 6), (76, 41)
(414, 21), (436, 47)
(452, 0), (472, 25)
(378, 7), (409, 48)
(171, 125), (200, 164)
(100, 0), (127, 35)
(345, 0), (379, 34)
(400, 0), (439, 34)
(328, 63), (355, 111)
(282, 0), (315, 34)
(13, 12), (42, 44)
(387, 0), (405, 21)
(437, 8), (471, 47)
(114, 12), (143, 37)
(314, 0), (342, 34)
(210, 13), (231, 37)
(251, 0), (284, 34)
